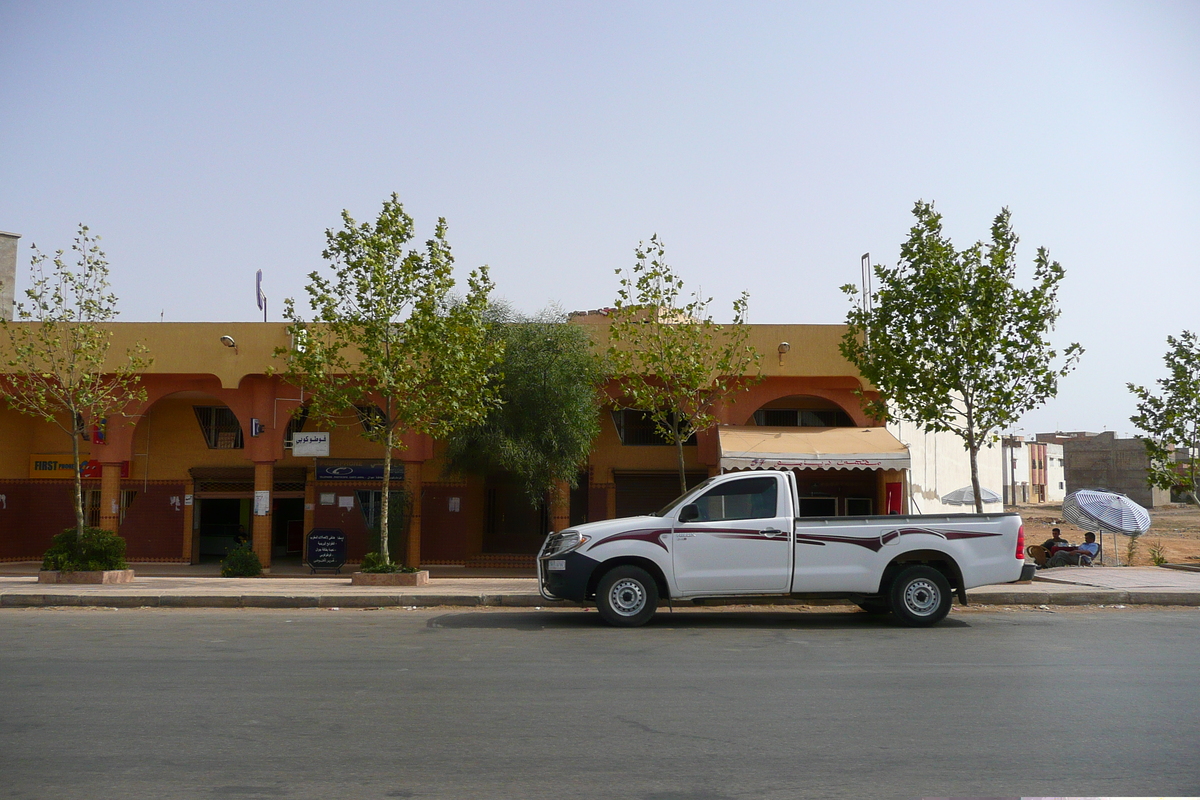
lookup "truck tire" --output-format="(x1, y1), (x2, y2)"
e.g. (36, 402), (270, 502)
(596, 565), (659, 627)
(888, 565), (952, 627)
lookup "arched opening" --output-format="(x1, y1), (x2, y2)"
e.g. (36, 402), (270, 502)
(719, 395), (909, 517)
(125, 390), (250, 562)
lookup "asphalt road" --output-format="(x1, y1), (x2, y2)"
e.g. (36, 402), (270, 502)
(1, 606), (1198, 800)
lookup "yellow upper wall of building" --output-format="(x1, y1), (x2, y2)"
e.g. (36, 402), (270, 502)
(0, 323), (294, 389)
(0, 321), (869, 387)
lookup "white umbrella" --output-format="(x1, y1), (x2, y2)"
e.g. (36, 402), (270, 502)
(1061, 489), (1152, 567)
(940, 486), (1003, 506)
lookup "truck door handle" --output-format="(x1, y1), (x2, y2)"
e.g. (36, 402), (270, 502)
(760, 528), (784, 537)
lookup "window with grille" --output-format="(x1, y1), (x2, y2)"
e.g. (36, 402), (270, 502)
(355, 405), (385, 435)
(193, 406), (244, 449)
(284, 407), (310, 448)
(753, 408), (853, 427)
(356, 490), (409, 530)
(84, 489), (137, 527)
(611, 409), (696, 446)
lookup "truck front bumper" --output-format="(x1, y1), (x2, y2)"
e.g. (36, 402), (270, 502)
(537, 551), (600, 602)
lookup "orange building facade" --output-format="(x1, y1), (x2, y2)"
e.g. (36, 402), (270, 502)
(0, 321), (909, 569)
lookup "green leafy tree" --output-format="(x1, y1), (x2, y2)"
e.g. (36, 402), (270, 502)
(841, 201), (1083, 513)
(0, 225), (150, 540)
(607, 235), (762, 494)
(278, 195), (501, 566)
(1129, 331), (1200, 508)
(444, 303), (605, 502)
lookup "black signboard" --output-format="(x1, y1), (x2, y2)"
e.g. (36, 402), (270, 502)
(305, 528), (347, 574)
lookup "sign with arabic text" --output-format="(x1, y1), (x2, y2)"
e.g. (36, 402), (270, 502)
(291, 431), (330, 457)
(305, 528), (347, 573)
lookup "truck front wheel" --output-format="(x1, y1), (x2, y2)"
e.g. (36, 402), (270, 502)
(596, 565), (659, 627)
(888, 565), (952, 627)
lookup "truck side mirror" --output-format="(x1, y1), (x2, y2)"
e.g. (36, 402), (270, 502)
(678, 504), (699, 523)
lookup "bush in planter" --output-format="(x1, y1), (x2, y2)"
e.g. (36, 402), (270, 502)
(41, 527), (128, 572)
(360, 552), (419, 574)
(221, 545), (263, 577)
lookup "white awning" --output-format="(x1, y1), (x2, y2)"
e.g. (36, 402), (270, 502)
(718, 426), (910, 471)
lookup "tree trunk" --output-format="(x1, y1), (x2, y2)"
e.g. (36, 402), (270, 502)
(71, 421), (85, 540)
(963, 401), (983, 514)
(674, 417), (687, 495)
(380, 426), (392, 565)
(969, 441), (982, 514)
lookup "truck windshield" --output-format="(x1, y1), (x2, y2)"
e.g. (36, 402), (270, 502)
(654, 476), (719, 516)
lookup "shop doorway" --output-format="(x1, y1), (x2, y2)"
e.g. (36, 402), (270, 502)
(273, 497), (306, 563)
(196, 497), (249, 560)
(483, 473), (547, 555)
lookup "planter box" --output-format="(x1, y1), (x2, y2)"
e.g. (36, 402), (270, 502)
(350, 570), (429, 587)
(38, 569), (135, 584)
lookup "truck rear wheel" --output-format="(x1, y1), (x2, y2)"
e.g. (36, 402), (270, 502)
(596, 565), (659, 627)
(888, 565), (952, 627)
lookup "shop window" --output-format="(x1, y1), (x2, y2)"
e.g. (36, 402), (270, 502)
(83, 489), (137, 527)
(611, 409), (696, 446)
(798, 497), (838, 517)
(754, 408), (853, 427)
(845, 497), (873, 516)
(193, 406), (244, 449)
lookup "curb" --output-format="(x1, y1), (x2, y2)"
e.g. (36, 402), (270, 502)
(0, 593), (582, 609)
(3, 590), (1199, 609)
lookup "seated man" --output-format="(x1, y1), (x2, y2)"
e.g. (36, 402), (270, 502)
(1043, 527), (1071, 552)
(1045, 532), (1100, 567)
(1029, 527), (1072, 566)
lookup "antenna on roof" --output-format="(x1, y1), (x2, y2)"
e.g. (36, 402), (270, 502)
(860, 253), (872, 315)
(256, 269), (267, 322)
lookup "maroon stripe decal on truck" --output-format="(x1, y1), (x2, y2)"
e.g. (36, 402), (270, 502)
(796, 528), (1003, 551)
(589, 526), (793, 552)
(588, 528), (672, 552)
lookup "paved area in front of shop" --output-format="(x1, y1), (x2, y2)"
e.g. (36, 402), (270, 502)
(2, 565), (1199, 608)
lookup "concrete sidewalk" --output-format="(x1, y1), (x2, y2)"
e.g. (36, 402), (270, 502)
(2, 566), (1199, 609)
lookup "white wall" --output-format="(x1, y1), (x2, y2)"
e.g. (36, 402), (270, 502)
(888, 419), (1005, 515)
(1004, 440), (1031, 504)
(1045, 442), (1065, 503)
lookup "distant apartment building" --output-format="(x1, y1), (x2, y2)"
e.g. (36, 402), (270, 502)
(1002, 436), (1065, 505)
(1036, 431), (1170, 508)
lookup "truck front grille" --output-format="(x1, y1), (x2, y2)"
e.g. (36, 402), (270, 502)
(539, 533), (563, 559)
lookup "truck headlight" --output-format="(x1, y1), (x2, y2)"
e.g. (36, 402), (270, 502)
(547, 530), (590, 557)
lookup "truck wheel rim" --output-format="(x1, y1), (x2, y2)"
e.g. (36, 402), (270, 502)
(609, 579), (646, 616)
(903, 579), (940, 616)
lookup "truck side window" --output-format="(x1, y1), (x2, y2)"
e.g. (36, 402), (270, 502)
(691, 477), (778, 522)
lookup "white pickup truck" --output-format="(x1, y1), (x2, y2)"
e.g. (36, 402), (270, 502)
(538, 470), (1024, 626)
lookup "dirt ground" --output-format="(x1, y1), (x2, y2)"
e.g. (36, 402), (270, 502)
(1013, 501), (1200, 566)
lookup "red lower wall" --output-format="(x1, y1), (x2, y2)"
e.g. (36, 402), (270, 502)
(118, 483), (186, 561)
(312, 495), (373, 562)
(0, 482), (79, 561)
(0, 480), (187, 562)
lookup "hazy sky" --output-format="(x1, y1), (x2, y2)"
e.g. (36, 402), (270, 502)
(2, 1), (1197, 437)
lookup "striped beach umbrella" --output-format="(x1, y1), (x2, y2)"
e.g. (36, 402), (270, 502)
(1062, 489), (1151, 535)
